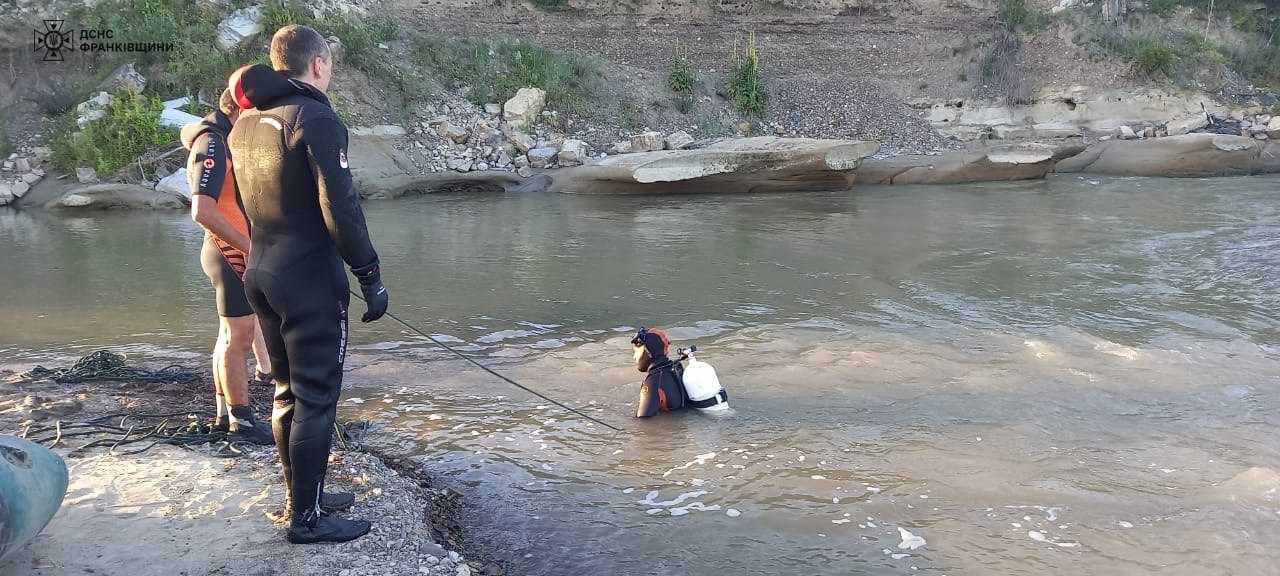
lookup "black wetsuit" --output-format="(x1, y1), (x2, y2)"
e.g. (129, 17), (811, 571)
(181, 112), (253, 318)
(227, 65), (381, 524)
(636, 331), (688, 418)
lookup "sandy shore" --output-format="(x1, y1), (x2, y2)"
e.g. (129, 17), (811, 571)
(0, 361), (498, 576)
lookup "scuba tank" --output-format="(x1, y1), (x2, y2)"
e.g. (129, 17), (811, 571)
(676, 346), (729, 411)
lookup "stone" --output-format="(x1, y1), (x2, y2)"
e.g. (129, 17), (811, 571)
(1054, 134), (1280, 177)
(216, 6), (263, 52)
(496, 150), (513, 168)
(1050, 0), (1079, 13)
(607, 140), (632, 155)
(351, 125), (408, 137)
(1118, 125), (1136, 140)
(857, 143), (1073, 185)
(447, 158), (473, 172)
(630, 131), (663, 152)
(527, 147), (557, 168)
(76, 167), (99, 184)
(21, 173), (41, 186)
(0, 187), (11, 206)
(1259, 115), (1273, 125)
(448, 552), (462, 563)
(12, 181), (30, 198)
(1268, 116), (1280, 140)
(1257, 133), (1270, 140)
(155, 168), (191, 198)
(33, 147), (53, 161)
(159, 107), (202, 129)
(424, 556), (441, 566)
(555, 137), (880, 194)
(99, 62), (146, 93)
(439, 123), (468, 144)
(475, 162), (490, 171)
(1168, 114), (1210, 136)
(664, 130), (694, 150)
(51, 183), (189, 210)
(1142, 127), (1154, 138)
(162, 96), (192, 110)
(503, 88), (547, 131)
(76, 92), (113, 128)
(1230, 110), (1246, 121)
(1, 161), (11, 171)
(557, 139), (588, 166)
(457, 566), (471, 576)
(517, 166), (534, 178)
(513, 155), (530, 169)
(484, 103), (502, 116)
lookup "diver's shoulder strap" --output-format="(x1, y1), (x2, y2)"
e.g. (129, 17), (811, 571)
(688, 389), (728, 409)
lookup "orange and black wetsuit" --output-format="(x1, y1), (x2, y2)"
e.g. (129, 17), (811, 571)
(634, 327), (688, 418)
(181, 111), (253, 317)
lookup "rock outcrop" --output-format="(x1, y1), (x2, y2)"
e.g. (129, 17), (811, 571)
(216, 6), (263, 52)
(48, 184), (190, 210)
(1053, 134), (1280, 177)
(857, 143), (1083, 185)
(553, 137), (879, 194)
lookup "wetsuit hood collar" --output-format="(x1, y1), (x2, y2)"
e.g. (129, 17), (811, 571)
(180, 110), (233, 151)
(232, 64), (332, 110)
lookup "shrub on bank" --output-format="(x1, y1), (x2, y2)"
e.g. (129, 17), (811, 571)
(52, 91), (177, 176)
(410, 36), (603, 111)
(728, 33), (767, 118)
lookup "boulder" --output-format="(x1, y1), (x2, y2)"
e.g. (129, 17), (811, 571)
(32, 147), (53, 161)
(1118, 125), (1136, 140)
(21, 173), (41, 186)
(664, 131), (694, 150)
(527, 147), (557, 169)
(484, 103), (502, 116)
(1054, 134), (1280, 177)
(76, 92), (113, 128)
(155, 168), (190, 198)
(856, 143), (1076, 185)
(351, 125), (408, 137)
(12, 181), (30, 198)
(438, 122), (468, 144)
(1268, 116), (1280, 140)
(48, 183), (189, 210)
(14, 158), (30, 173)
(508, 132), (535, 153)
(99, 62), (146, 94)
(1168, 114), (1210, 136)
(76, 167), (99, 184)
(553, 137), (880, 194)
(0, 186), (11, 206)
(557, 139), (588, 166)
(503, 88), (546, 131)
(447, 158), (474, 172)
(630, 131), (663, 152)
(216, 6), (263, 52)
(159, 106), (202, 129)
(607, 140), (632, 155)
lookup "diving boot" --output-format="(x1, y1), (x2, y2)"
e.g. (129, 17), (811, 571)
(227, 405), (274, 446)
(251, 370), (274, 387)
(286, 513), (371, 544)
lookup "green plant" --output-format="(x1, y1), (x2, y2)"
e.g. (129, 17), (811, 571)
(260, 0), (312, 33)
(52, 90), (178, 175)
(980, 29), (1032, 104)
(728, 32), (767, 118)
(998, 0), (1050, 32)
(409, 36), (602, 110)
(669, 55), (695, 95)
(1150, 0), (1181, 15)
(531, 0), (568, 10)
(1134, 37), (1177, 76)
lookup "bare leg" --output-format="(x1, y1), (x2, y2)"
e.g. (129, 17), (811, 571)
(212, 319), (232, 426)
(252, 318), (273, 377)
(221, 316), (256, 406)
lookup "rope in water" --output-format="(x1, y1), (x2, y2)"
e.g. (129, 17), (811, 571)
(20, 350), (201, 385)
(350, 290), (622, 432)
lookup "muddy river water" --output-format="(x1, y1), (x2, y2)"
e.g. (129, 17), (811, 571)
(2, 175), (1278, 575)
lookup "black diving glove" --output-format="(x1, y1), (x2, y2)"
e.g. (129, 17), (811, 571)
(352, 261), (388, 323)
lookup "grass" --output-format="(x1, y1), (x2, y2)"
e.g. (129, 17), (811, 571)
(998, 0), (1051, 33)
(1133, 37), (1178, 77)
(531, 0), (568, 10)
(669, 54), (696, 114)
(980, 29), (1033, 104)
(52, 90), (178, 175)
(728, 32), (767, 118)
(409, 36), (602, 111)
(0, 117), (11, 160)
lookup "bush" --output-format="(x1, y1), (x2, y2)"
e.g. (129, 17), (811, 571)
(1227, 41), (1280, 88)
(1133, 37), (1178, 77)
(669, 55), (695, 95)
(980, 29), (1032, 104)
(410, 37), (602, 110)
(998, 0), (1050, 32)
(531, 0), (568, 10)
(52, 90), (178, 175)
(728, 33), (767, 118)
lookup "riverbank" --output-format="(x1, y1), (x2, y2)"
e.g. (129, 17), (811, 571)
(0, 358), (496, 576)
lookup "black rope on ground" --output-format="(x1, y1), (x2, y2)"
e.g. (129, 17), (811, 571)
(350, 290), (623, 432)
(18, 350), (201, 385)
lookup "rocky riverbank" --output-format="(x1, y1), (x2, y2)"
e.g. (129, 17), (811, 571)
(0, 359), (502, 576)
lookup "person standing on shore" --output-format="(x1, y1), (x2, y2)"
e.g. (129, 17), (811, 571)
(182, 88), (275, 446)
(227, 25), (389, 544)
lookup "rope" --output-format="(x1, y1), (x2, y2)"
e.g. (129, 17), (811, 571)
(19, 350), (201, 385)
(350, 290), (622, 432)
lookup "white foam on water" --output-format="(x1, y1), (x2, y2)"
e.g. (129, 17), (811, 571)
(811, 475), (827, 480)
(1118, 521), (1134, 528)
(670, 502), (721, 516)
(622, 488), (635, 494)
(428, 334), (466, 343)
(725, 509), (741, 518)
(638, 490), (708, 507)
(612, 449), (624, 455)
(690, 479), (706, 487)
(832, 519), (851, 524)
(347, 398), (365, 404)
(832, 497), (840, 504)
(898, 527), (926, 550)
(646, 509), (662, 515)
(663, 452), (717, 477)
(477, 329), (541, 344)
(866, 486), (882, 493)
(867, 521), (878, 528)
(892, 553), (910, 560)
(530, 339), (566, 349)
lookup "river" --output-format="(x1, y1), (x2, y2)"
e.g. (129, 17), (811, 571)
(2, 175), (1278, 575)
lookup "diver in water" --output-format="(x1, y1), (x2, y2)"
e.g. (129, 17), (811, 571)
(632, 327), (688, 418)
(227, 24), (387, 544)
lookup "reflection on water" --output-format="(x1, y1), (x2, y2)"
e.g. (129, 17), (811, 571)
(2, 175), (1279, 575)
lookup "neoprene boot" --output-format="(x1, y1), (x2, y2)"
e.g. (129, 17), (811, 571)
(287, 513), (371, 544)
